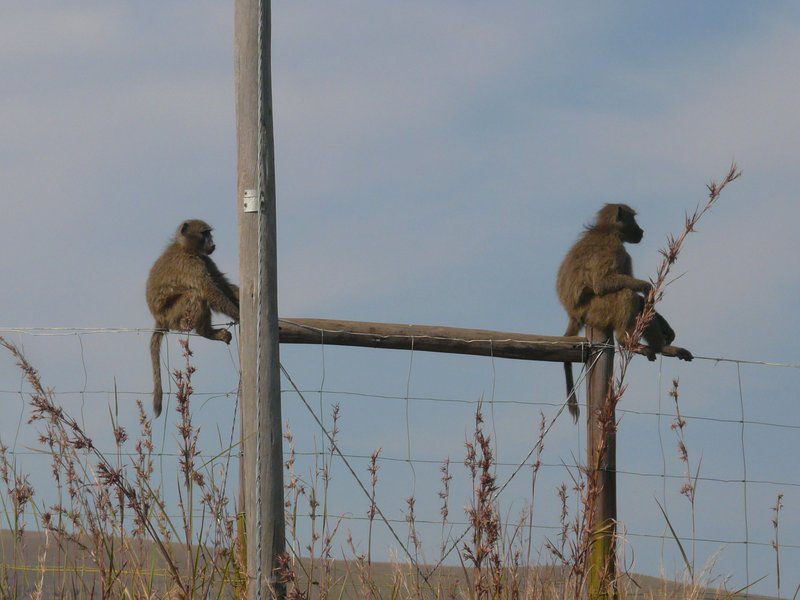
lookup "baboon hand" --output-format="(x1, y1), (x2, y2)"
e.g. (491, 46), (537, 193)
(218, 330), (232, 345)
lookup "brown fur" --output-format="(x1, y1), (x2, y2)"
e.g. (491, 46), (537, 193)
(557, 204), (692, 422)
(146, 219), (240, 417)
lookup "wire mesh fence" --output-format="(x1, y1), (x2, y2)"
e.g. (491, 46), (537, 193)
(0, 325), (798, 597)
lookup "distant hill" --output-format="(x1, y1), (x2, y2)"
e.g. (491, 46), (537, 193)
(0, 530), (771, 599)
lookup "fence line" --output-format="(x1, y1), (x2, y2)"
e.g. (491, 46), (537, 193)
(5, 445), (799, 492)
(736, 362), (751, 588)
(284, 512), (800, 550)
(279, 362), (431, 586)
(1, 325), (798, 596)
(2, 325), (798, 369)
(5, 387), (800, 431)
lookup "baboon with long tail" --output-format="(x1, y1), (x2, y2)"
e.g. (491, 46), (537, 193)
(146, 219), (239, 417)
(557, 204), (692, 422)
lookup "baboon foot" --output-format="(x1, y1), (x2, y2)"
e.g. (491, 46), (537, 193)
(663, 345), (693, 361)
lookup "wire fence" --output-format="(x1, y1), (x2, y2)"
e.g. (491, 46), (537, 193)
(0, 325), (798, 596)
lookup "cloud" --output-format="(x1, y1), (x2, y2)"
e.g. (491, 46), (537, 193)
(1, 5), (798, 593)
(0, 5), (123, 63)
(272, 10), (800, 343)
(272, 3), (608, 199)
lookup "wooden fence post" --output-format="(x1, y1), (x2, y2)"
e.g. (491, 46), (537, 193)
(235, 0), (285, 597)
(586, 326), (617, 599)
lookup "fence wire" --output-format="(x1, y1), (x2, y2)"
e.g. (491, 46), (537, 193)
(0, 325), (798, 596)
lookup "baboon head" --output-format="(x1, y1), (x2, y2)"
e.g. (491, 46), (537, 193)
(177, 219), (216, 255)
(595, 203), (644, 243)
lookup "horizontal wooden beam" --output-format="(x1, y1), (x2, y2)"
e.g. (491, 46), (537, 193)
(278, 318), (589, 363)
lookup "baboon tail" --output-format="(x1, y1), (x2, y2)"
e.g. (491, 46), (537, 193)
(564, 362), (579, 423)
(150, 329), (165, 418)
(563, 317), (581, 423)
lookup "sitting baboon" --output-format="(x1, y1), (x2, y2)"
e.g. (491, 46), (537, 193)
(557, 204), (692, 421)
(146, 219), (240, 417)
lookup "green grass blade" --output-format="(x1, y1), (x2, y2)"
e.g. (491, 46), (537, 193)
(654, 498), (693, 579)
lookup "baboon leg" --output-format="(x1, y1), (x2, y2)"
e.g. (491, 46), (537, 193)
(642, 303), (694, 362)
(639, 317), (666, 360)
(638, 303), (695, 361)
(608, 298), (692, 362)
(661, 345), (693, 361)
(652, 312), (692, 360)
(192, 304), (232, 345)
(640, 305), (667, 352)
(606, 290), (659, 360)
(654, 312), (675, 345)
(169, 294), (232, 344)
(164, 294), (203, 332)
(583, 294), (620, 334)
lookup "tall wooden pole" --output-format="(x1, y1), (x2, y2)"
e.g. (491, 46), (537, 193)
(586, 326), (617, 600)
(235, 0), (285, 597)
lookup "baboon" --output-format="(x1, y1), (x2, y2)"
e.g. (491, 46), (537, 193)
(557, 204), (692, 422)
(146, 219), (240, 417)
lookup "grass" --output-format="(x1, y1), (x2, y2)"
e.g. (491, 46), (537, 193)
(0, 333), (776, 599)
(0, 164), (766, 599)
(0, 337), (243, 599)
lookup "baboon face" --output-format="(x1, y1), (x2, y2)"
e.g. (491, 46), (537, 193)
(616, 205), (644, 244)
(178, 219), (216, 255)
(204, 231), (216, 255)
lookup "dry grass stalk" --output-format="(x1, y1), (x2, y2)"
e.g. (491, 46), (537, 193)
(771, 493), (783, 599)
(0, 335), (241, 598)
(582, 164), (741, 590)
(525, 412), (546, 567)
(669, 377), (700, 580)
(0, 166), (750, 600)
(367, 447), (382, 567)
(462, 407), (502, 599)
(438, 457), (452, 563)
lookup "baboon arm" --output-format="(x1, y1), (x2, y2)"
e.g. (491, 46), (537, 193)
(216, 279), (239, 306)
(593, 274), (651, 296)
(203, 257), (239, 305)
(185, 269), (239, 321)
(179, 257), (238, 320)
(203, 282), (240, 321)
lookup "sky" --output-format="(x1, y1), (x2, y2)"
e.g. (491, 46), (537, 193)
(1, 1), (799, 595)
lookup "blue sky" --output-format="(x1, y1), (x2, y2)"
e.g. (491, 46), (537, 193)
(1, 1), (799, 595)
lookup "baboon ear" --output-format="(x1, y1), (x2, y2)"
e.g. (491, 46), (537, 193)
(180, 221), (189, 235)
